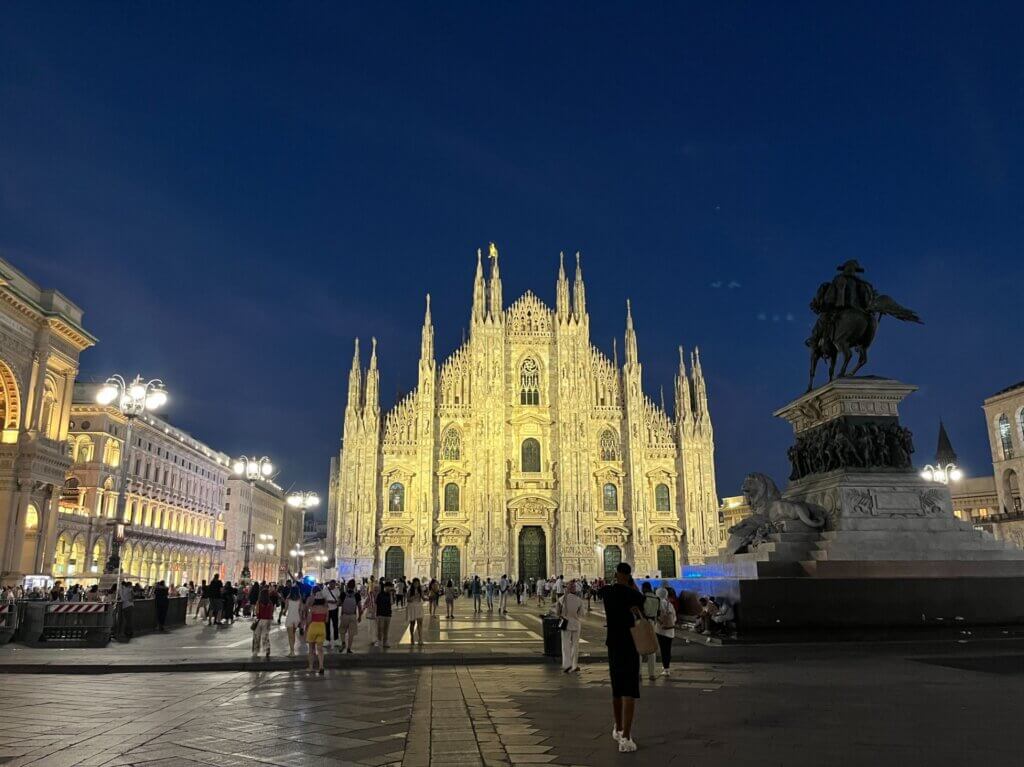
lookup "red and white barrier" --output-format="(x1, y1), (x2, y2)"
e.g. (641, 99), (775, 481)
(47, 603), (108, 613)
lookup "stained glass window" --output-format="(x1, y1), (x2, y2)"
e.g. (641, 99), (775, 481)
(444, 482), (460, 512)
(441, 428), (461, 461)
(520, 358), (540, 405)
(521, 438), (541, 472)
(655, 483), (670, 511)
(388, 482), (405, 513)
(599, 429), (619, 461)
(603, 482), (618, 512)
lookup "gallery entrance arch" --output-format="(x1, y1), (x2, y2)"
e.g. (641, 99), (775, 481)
(440, 546), (460, 584)
(603, 545), (622, 580)
(518, 526), (547, 583)
(384, 546), (405, 581)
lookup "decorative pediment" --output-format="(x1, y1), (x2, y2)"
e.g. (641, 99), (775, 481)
(596, 522), (630, 536)
(505, 291), (553, 335)
(594, 466), (625, 480)
(435, 523), (471, 538)
(508, 411), (554, 427)
(649, 523), (683, 535)
(379, 524), (415, 541)
(507, 494), (557, 510)
(437, 466), (470, 480)
(645, 467), (676, 481)
(382, 466), (415, 482)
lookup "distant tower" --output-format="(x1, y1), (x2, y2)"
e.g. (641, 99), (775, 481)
(935, 420), (958, 466)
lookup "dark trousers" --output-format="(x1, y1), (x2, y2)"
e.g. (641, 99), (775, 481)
(155, 601), (168, 629)
(119, 606), (134, 639)
(657, 633), (673, 668)
(326, 608), (340, 641)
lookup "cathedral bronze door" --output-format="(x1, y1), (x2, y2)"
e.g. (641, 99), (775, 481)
(657, 545), (677, 578)
(384, 546), (405, 581)
(603, 545), (622, 580)
(441, 546), (460, 585)
(518, 526), (546, 583)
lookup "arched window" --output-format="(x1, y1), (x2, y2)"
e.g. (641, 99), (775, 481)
(389, 482), (405, 513)
(520, 358), (540, 405)
(1018, 410), (1024, 446)
(998, 414), (1014, 459)
(0, 360), (21, 440)
(603, 483), (618, 512)
(655, 483), (671, 511)
(24, 504), (39, 531)
(105, 440), (121, 467)
(441, 428), (461, 461)
(444, 482), (460, 512)
(599, 429), (619, 461)
(60, 477), (81, 507)
(521, 438), (541, 472)
(77, 436), (95, 464)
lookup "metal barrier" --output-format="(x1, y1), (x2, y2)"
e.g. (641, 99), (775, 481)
(0, 602), (17, 644)
(15, 601), (113, 647)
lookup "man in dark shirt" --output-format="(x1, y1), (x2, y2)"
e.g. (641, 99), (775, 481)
(598, 562), (644, 753)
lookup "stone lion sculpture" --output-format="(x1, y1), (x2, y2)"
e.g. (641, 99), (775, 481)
(724, 472), (826, 555)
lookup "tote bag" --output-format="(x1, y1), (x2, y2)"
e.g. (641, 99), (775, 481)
(630, 612), (658, 656)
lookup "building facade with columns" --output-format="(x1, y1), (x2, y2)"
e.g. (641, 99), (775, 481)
(58, 384), (231, 585)
(332, 245), (720, 584)
(0, 257), (95, 585)
(224, 477), (288, 582)
(984, 382), (1024, 520)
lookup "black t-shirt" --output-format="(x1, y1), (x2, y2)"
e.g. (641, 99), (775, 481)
(599, 583), (645, 648)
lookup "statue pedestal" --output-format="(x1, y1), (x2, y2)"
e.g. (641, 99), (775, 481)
(681, 377), (1024, 631)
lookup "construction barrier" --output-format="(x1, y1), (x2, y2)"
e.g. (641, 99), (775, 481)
(13, 597), (187, 646)
(0, 602), (17, 645)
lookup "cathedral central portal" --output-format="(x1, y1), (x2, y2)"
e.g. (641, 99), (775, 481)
(332, 245), (721, 580)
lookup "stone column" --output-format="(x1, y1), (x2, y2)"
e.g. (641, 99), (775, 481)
(37, 486), (59, 574)
(1, 485), (32, 580)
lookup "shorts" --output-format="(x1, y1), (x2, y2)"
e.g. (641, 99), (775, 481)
(306, 622), (326, 645)
(607, 644), (640, 699)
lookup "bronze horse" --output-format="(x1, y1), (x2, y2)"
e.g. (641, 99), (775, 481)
(806, 287), (921, 391)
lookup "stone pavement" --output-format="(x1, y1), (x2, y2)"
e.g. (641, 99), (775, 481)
(1, 644), (1023, 766)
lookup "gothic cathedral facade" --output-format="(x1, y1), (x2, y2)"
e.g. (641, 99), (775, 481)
(332, 245), (720, 583)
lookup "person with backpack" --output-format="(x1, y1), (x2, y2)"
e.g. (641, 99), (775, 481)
(338, 579), (362, 653)
(598, 562), (645, 754)
(653, 586), (677, 677)
(471, 575), (483, 614)
(640, 582), (661, 681)
(323, 579), (341, 649)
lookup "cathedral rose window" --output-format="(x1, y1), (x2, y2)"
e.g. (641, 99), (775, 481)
(520, 358), (540, 405)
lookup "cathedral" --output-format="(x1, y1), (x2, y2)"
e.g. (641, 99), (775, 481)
(331, 245), (720, 584)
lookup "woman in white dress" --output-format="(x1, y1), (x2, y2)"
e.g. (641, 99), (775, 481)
(556, 580), (587, 672)
(284, 585), (304, 657)
(406, 577), (425, 646)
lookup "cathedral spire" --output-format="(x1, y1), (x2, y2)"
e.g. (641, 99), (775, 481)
(347, 337), (362, 412)
(556, 251), (570, 320)
(573, 251), (587, 320)
(420, 293), (434, 361)
(365, 337), (380, 414)
(471, 248), (486, 324)
(674, 345), (691, 422)
(936, 420), (958, 466)
(624, 299), (639, 366)
(612, 337), (618, 368)
(488, 242), (503, 320)
(691, 347), (708, 420)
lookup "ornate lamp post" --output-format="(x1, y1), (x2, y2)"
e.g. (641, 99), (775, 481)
(232, 455), (273, 583)
(255, 534), (276, 581)
(286, 490), (319, 566)
(95, 375), (167, 576)
(313, 549), (328, 582)
(920, 421), (962, 486)
(289, 546), (304, 577)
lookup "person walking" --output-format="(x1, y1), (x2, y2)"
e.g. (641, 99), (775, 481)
(654, 587), (677, 677)
(485, 578), (495, 612)
(206, 575), (223, 626)
(306, 592), (328, 674)
(323, 579), (341, 650)
(498, 574), (509, 615)
(599, 562), (645, 753)
(252, 587), (274, 660)
(444, 579), (457, 619)
(556, 580), (586, 672)
(117, 580), (134, 640)
(284, 585), (304, 657)
(222, 581), (236, 625)
(153, 580), (169, 632)
(407, 577), (425, 646)
(640, 582), (661, 680)
(194, 579), (208, 622)
(374, 580), (393, 648)
(428, 579), (440, 617)
(396, 576), (407, 608)
(339, 579), (362, 653)
(471, 576), (483, 614)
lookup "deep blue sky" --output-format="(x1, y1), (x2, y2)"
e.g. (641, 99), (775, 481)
(2, 4), (1022, 506)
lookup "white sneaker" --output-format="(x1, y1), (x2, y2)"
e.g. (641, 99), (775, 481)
(661, 668), (670, 677)
(612, 726), (623, 743)
(618, 737), (637, 753)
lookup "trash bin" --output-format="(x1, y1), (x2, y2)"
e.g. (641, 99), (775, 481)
(541, 614), (561, 658)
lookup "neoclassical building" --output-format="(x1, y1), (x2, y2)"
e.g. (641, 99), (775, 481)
(59, 384), (231, 585)
(332, 246), (720, 583)
(984, 381), (1024, 519)
(0, 257), (95, 585)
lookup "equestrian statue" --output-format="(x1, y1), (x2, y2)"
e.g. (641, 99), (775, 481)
(806, 260), (922, 391)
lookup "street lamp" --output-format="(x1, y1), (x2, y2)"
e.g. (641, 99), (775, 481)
(96, 375), (168, 576)
(233, 455), (273, 583)
(920, 463), (963, 485)
(314, 549), (328, 582)
(289, 546), (304, 577)
(286, 490), (319, 568)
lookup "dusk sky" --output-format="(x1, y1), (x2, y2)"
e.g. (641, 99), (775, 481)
(2, 3), (1022, 506)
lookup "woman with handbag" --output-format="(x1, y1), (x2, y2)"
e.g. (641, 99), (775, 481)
(598, 562), (648, 754)
(555, 580), (586, 672)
